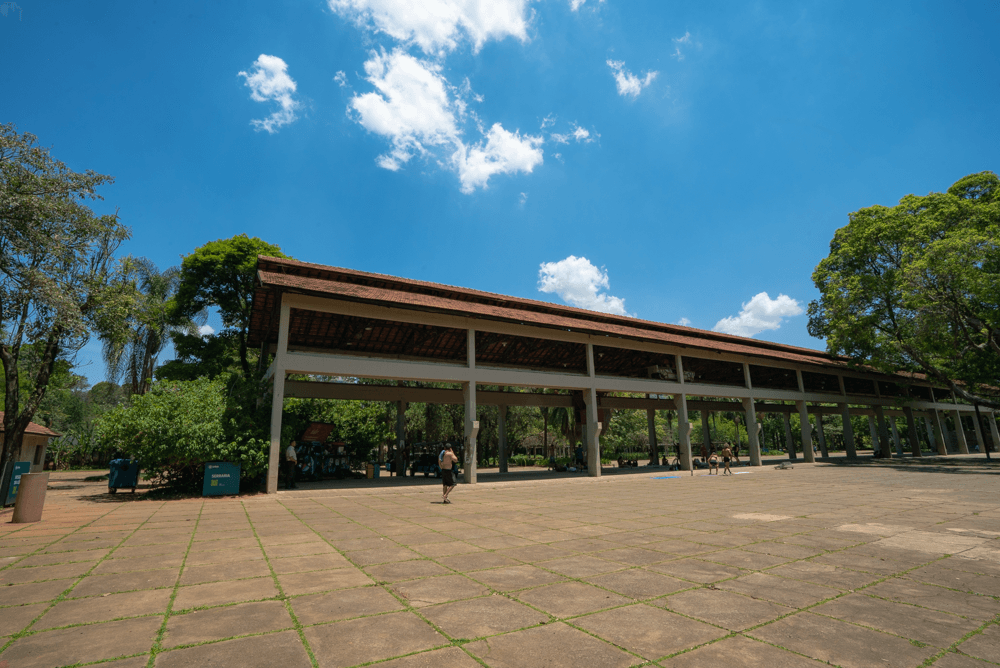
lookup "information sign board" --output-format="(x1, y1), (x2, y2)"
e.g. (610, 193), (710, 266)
(202, 462), (240, 496)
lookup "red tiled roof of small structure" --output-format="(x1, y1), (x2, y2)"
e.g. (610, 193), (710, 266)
(0, 413), (61, 437)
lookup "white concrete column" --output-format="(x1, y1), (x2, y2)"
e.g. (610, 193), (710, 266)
(395, 401), (406, 476)
(783, 411), (796, 460)
(874, 405), (893, 458)
(675, 355), (692, 472)
(797, 401), (815, 463)
(952, 411), (970, 454)
(646, 406), (657, 464)
(815, 413), (828, 458)
(267, 371), (286, 494)
(867, 414), (879, 454)
(903, 406), (922, 457)
(585, 344), (601, 477)
(463, 382), (477, 483)
(988, 412), (1000, 455)
(266, 298), (290, 494)
(742, 398), (761, 466)
(463, 329), (477, 483)
(923, 416), (937, 454)
(971, 410), (986, 454)
(889, 419), (903, 456)
(840, 404), (856, 458)
(930, 411), (948, 456)
(675, 393), (693, 472)
(701, 412), (712, 455)
(498, 404), (508, 473)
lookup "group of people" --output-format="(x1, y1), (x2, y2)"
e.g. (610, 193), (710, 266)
(698, 442), (740, 475)
(616, 457), (640, 468)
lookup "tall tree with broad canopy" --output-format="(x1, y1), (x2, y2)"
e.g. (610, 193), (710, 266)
(172, 235), (286, 376)
(808, 171), (1000, 409)
(0, 123), (133, 469)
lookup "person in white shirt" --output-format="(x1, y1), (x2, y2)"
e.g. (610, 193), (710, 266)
(284, 441), (299, 489)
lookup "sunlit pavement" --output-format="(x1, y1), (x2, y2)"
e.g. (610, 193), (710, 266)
(1, 459), (998, 667)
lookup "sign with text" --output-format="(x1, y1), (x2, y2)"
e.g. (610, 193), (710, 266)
(202, 462), (240, 496)
(5, 461), (31, 506)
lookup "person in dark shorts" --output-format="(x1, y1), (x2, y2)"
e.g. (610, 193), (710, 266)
(721, 442), (738, 476)
(440, 444), (458, 503)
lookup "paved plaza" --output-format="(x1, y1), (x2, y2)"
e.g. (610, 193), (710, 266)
(1, 460), (998, 668)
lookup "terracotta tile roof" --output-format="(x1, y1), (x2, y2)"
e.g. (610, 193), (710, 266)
(0, 413), (61, 437)
(248, 256), (916, 382)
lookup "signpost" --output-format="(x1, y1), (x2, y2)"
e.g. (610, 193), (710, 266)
(3, 461), (32, 507)
(202, 462), (240, 496)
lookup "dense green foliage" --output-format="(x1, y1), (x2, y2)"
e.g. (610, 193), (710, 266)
(0, 123), (133, 468)
(809, 171), (1000, 408)
(95, 377), (268, 490)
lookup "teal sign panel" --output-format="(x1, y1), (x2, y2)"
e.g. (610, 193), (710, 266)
(5, 461), (31, 506)
(202, 462), (240, 496)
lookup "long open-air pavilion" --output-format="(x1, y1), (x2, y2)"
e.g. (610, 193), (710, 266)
(248, 256), (999, 494)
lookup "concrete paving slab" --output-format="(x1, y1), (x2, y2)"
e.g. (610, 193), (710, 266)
(658, 588), (793, 630)
(573, 603), (726, 660)
(932, 652), (997, 668)
(436, 552), (521, 572)
(163, 600), (293, 647)
(464, 621), (641, 668)
(366, 559), (453, 582)
(667, 634), (825, 667)
(36, 588), (171, 629)
(586, 568), (691, 599)
(421, 595), (549, 639)
(515, 581), (631, 618)
(536, 555), (625, 578)
(646, 558), (743, 583)
(304, 610), (445, 668)
(0, 615), (161, 668)
(178, 559), (272, 585)
(0, 602), (47, 636)
(269, 553), (351, 574)
(750, 612), (937, 668)
(703, 549), (793, 570)
(373, 646), (482, 668)
(863, 579), (1000, 619)
(71, 568), (179, 598)
(291, 585), (404, 625)
(903, 564), (1000, 596)
(716, 572), (841, 608)
(277, 567), (374, 595)
(765, 561), (881, 589)
(172, 576), (278, 610)
(154, 629), (312, 668)
(0, 578), (75, 606)
(390, 574), (490, 607)
(0, 561), (94, 585)
(811, 593), (973, 648)
(954, 623), (1000, 664)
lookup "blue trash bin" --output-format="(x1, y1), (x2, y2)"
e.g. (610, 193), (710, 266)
(109, 459), (139, 494)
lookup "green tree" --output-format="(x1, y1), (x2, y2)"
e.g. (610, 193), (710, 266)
(95, 377), (269, 490)
(0, 124), (132, 470)
(809, 171), (1000, 409)
(172, 234), (287, 376)
(102, 258), (200, 395)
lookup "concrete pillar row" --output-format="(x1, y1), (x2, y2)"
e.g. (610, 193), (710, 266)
(874, 405), (893, 458)
(498, 404), (508, 473)
(889, 419), (904, 457)
(971, 410), (987, 454)
(840, 403), (856, 459)
(797, 402), (815, 463)
(702, 411), (713, 455)
(815, 413), (828, 458)
(930, 411), (948, 456)
(783, 411), (796, 460)
(903, 407), (922, 457)
(742, 397), (762, 466)
(867, 415), (879, 455)
(988, 413), (1000, 454)
(952, 411), (970, 454)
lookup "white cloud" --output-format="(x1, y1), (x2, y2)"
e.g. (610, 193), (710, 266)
(572, 125), (592, 142)
(540, 113), (556, 129)
(538, 255), (629, 316)
(334, 71), (348, 87)
(350, 50), (541, 190)
(677, 317), (692, 327)
(350, 49), (461, 170)
(550, 123), (592, 144)
(328, 0), (532, 55)
(570, 0), (604, 10)
(238, 54), (300, 133)
(454, 123), (544, 193)
(550, 132), (570, 144)
(607, 59), (658, 99)
(198, 324), (215, 337)
(519, 192), (528, 205)
(712, 292), (804, 337)
(671, 32), (699, 60)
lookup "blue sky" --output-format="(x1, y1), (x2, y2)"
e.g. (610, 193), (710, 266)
(2, 0), (998, 385)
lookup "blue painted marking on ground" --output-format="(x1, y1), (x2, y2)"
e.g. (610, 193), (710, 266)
(650, 476), (680, 479)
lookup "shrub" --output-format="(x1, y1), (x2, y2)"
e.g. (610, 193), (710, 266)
(95, 377), (268, 491)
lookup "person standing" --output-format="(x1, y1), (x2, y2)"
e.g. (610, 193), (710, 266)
(721, 442), (738, 476)
(440, 444), (458, 503)
(284, 441), (299, 489)
(574, 443), (585, 469)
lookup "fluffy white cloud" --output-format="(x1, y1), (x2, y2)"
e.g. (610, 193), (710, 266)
(454, 123), (544, 193)
(677, 317), (692, 327)
(550, 123), (592, 144)
(198, 324), (215, 337)
(350, 49), (461, 170)
(239, 54), (300, 133)
(607, 59), (658, 99)
(538, 256), (628, 316)
(573, 125), (592, 142)
(712, 292), (804, 337)
(328, 0), (532, 55)
(334, 71), (348, 87)
(570, 0), (604, 10)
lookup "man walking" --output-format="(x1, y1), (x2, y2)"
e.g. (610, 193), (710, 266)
(440, 443), (458, 504)
(721, 442), (738, 476)
(284, 441), (299, 489)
